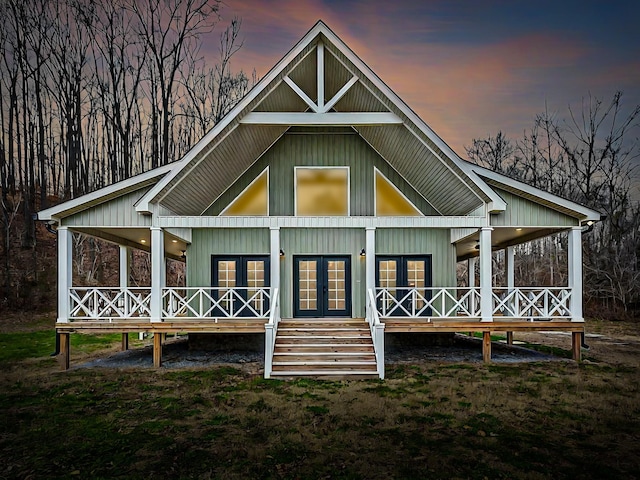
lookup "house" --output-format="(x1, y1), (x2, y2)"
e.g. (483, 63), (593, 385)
(38, 21), (600, 379)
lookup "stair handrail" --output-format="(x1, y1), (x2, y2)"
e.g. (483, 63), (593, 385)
(366, 288), (385, 379)
(264, 288), (280, 378)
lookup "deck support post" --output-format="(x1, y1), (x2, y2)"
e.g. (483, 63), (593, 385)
(150, 227), (165, 323)
(270, 227), (280, 292)
(506, 331), (514, 345)
(365, 227), (376, 294)
(572, 331), (582, 361)
(153, 333), (162, 367)
(482, 332), (491, 363)
(568, 227), (583, 322)
(57, 227), (72, 324)
(479, 227), (493, 322)
(59, 332), (70, 370)
(121, 333), (129, 351)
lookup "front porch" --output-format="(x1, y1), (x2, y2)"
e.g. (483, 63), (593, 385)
(55, 284), (585, 376)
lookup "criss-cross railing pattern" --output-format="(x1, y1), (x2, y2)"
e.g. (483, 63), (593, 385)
(69, 287), (152, 320)
(375, 287), (572, 319)
(375, 287), (481, 318)
(162, 287), (272, 319)
(492, 288), (572, 319)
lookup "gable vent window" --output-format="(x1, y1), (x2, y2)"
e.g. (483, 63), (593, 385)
(375, 169), (422, 216)
(220, 168), (268, 216)
(295, 167), (349, 216)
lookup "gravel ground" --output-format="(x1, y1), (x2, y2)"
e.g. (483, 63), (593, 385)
(78, 333), (559, 370)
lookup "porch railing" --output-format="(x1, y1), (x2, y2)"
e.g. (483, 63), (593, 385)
(69, 287), (152, 320)
(375, 287), (481, 319)
(264, 288), (280, 379)
(162, 287), (272, 319)
(67, 286), (272, 321)
(375, 287), (572, 319)
(366, 288), (385, 379)
(492, 287), (572, 319)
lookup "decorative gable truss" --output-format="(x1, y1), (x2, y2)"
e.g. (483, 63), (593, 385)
(242, 42), (402, 126)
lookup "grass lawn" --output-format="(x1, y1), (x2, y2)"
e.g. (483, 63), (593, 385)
(0, 315), (639, 479)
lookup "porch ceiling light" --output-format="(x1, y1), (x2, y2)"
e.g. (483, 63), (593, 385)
(515, 228), (523, 231)
(181, 250), (186, 260)
(586, 220), (594, 226)
(172, 239), (178, 243)
(140, 239), (146, 244)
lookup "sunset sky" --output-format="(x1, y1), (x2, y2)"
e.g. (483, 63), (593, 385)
(210, 0), (639, 160)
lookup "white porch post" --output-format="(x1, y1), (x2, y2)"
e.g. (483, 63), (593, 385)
(151, 227), (165, 323)
(505, 246), (515, 291)
(57, 226), (72, 323)
(505, 245), (515, 344)
(467, 256), (477, 287)
(270, 227), (280, 291)
(119, 246), (130, 288)
(479, 227), (493, 322)
(365, 227), (376, 294)
(568, 227), (584, 322)
(119, 245), (131, 349)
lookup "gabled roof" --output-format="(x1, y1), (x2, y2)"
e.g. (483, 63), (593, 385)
(472, 164), (602, 223)
(37, 163), (175, 221)
(135, 20), (507, 216)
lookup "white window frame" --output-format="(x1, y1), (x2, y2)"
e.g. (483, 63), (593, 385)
(219, 166), (270, 216)
(294, 166), (350, 216)
(373, 167), (422, 216)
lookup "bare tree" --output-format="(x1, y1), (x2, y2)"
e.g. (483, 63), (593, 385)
(127, 0), (220, 168)
(468, 92), (640, 317)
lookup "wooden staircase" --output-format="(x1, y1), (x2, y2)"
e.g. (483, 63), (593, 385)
(270, 318), (379, 378)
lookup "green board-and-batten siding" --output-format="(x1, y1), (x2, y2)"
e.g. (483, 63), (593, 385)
(186, 229), (270, 288)
(203, 130), (438, 217)
(376, 228), (456, 288)
(186, 227), (454, 319)
(61, 188), (152, 227)
(490, 188), (578, 227)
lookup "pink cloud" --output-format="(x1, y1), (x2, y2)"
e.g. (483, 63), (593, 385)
(205, 3), (635, 158)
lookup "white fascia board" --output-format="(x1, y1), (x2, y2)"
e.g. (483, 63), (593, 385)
(37, 163), (174, 221)
(317, 23), (506, 210)
(473, 164), (602, 222)
(136, 22), (329, 214)
(240, 112), (402, 125)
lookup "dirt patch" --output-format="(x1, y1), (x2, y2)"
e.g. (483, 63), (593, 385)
(75, 333), (561, 372)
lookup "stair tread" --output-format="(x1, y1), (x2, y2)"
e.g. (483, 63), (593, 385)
(273, 361), (376, 365)
(270, 370), (377, 376)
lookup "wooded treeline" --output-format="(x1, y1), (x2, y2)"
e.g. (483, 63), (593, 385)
(466, 92), (640, 317)
(0, 0), (252, 308)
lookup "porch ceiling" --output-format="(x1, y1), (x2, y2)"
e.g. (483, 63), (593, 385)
(70, 227), (187, 261)
(455, 226), (568, 261)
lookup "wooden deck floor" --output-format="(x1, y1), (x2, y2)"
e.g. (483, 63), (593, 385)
(54, 317), (585, 371)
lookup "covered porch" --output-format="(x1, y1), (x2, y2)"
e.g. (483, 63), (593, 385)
(53, 218), (587, 378)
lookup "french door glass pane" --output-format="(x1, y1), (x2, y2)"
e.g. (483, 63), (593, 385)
(217, 260), (236, 312)
(298, 260), (317, 311)
(407, 260), (426, 309)
(378, 259), (397, 309)
(327, 260), (346, 311)
(246, 260), (265, 312)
